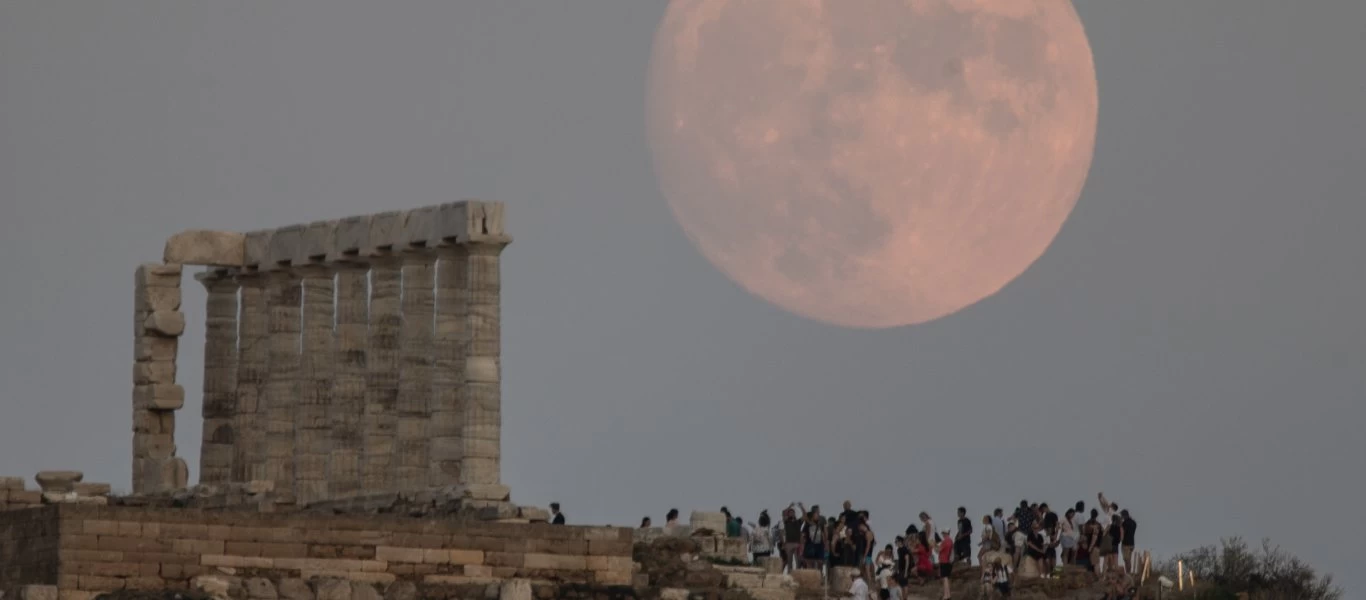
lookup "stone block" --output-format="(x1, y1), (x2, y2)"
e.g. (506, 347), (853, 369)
(267, 225), (304, 268)
(518, 506), (549, 522)
(381, 582), (416, 600)
(350, 584), (380, 600)
(133, 433), (176, 459)
(311, 579), (352, 600)
(465, 357), (500, 383)
(134, 336), (178, 362)
(34, 470), (83, 492)
(659, 590), (688, 600)
(365, 211), (404, 255)
(398, 206), (438, 249)
(16, 586), (58, 600)
(0, 476), (25, 489)
(291, 219), (338, 265)
(333, 216), (371, 260)
(278, 579), (314, 600)
(436, 201), (505, 243)
(761, 556), (784, 574)
(134, 384), (186, 410)
(690, 511), (727, 534)
(245, 578), (278, 600)
(135, 285), (183, 312)
(132, 361), (176, 385)
(164, 230), (246, 267)
(142, 310), (186, 337)
(244, 230), (275, 268)
(9, 489), (42, 504)
(136, 263), (183, 288)
(191, 575), (234, 600)
(375, 546), (424, 564)
(498, 579), (531, 600)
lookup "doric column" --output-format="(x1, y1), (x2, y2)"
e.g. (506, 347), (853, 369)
(461, 239), (510, 492)
(196, 269), (239, 485)
(328, 263), (368, 499)
(263, 270), (302, 494)
(395, 253), (435, 490)
(234, 271), (268, 483)
(295, 265), (334, 504)
(429, 246), (467, 487)
(363, 257), (401, 493)
(132, 263), (189, 494)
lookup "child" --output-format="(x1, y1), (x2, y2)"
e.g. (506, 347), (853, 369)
(938, 530), (956, 599)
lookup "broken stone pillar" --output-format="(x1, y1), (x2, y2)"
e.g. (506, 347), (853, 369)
(395, 253), (435, 490)
(263, 270), (302, 494)
(364, 257), (401, 493)
(461, 239), (510, 492)
(197, 270), (239, 485)
(429, 246), (467, 487)
(295, 265), (335, 504)
(132, 263), (189, 494)
(234, 270), (268, 483)
(328, 263), (367, 499)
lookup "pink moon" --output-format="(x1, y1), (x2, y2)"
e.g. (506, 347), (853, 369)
(646, 0), (1099, 328)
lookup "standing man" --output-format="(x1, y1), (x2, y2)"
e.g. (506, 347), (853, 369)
(783, 505), (805, 573)
(550, 503), (566, 525)
(1120, 510), (1138, 573)
(802, 507), (827, 570)
(954, 507), (974, 565)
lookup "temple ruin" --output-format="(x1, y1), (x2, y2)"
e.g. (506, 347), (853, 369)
(133, 201), (511, 505)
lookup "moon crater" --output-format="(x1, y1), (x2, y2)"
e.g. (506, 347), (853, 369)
(647, 0), (1098, 328)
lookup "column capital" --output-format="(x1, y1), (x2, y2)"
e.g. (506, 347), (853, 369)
(194, 269), (239, 291)
(463, 236), (512, 256)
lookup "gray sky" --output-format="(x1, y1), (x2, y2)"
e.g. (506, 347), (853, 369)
(2, 1), (1363, 593)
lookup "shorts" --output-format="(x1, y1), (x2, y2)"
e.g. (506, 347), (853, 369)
(804, 544), (824, 560)
(954, 539), (971, 560)
(1061, 535), (1077, 550)
(939, 563), (953, 578)
(784, 542), (802, 556)
(995, 582), (1011, 596)
(865, 556), (874, 566)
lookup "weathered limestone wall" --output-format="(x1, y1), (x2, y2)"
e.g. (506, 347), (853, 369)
(1, 505), (632, 600)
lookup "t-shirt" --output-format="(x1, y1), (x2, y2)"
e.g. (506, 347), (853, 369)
(804, 519), (825, 546)
(957, 517), (973, 541)
(1122, 517), (1137, 546)
(751, 528), (773, 554)
(1072, 513), (1088, 538)
(991, 517), (1007, 544)
(726, 519), (742, 538)
(784, 519), (804, 543)
(938, 537), (954, 564)
(552, 513), (565, 525)
(849, 578), (870, 600)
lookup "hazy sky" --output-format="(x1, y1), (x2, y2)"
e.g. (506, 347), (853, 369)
(2, 1), (1363, 594)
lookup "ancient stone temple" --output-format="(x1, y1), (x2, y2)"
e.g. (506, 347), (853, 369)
(135, 201), (511, 506)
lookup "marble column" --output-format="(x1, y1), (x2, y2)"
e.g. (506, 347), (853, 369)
(328, 263), (368, 499)
(296, 265), (334, 504)
(461, 240), (510, 490)
(132, 263), (189, 494)
(363, 257), (401, 493)
(429, 246), (467, 487)
(395, 253), (435, 490)
(196, 270), (239, 485)
(263, 271), (301, 493)
(233, 271), (269, 483)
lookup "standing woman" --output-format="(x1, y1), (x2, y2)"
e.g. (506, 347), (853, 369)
(1101, 514), (1122, 575)
(1059, 508), (1077, 566)
(751, 511), (774, 564)
(1084, 510), (1103, 576)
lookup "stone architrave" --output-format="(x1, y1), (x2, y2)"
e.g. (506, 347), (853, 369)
(234, 271), (269, 483)
(363, 257), (402, 493)
(395, 254), (435, 490)
(263, 271), (302, 493)
(132, 263), (187, 494)
(328, 263), (368, 499)
(460, 239), (510, 489)
(196, 270), (240, 485)
(296, 265), (335, 504)
(429, 246), (467, 487)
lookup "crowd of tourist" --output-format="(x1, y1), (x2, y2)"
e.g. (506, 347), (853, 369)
(637, 492), (1140, 600)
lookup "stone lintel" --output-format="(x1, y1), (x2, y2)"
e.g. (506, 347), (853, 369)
(163, 230), (246, 267)
(265, 224), (305, 271)
(243, 229), (274, 269)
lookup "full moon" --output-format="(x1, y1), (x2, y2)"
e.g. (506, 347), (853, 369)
(646, 0), (1098, 328)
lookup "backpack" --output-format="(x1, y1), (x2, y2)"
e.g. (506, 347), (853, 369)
(988, 529), (1002, 552)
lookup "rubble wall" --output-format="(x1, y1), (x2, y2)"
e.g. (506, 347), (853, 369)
(1, 505), (632, 600)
